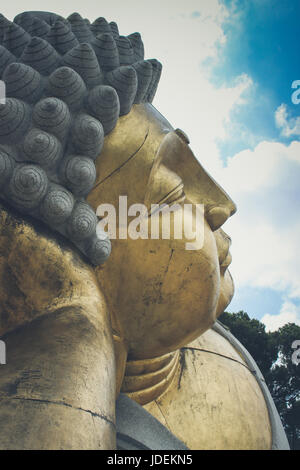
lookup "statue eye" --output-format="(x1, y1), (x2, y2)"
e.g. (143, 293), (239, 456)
(148, 183), (186, 217)
(145, 164), (185, 214)
(160, 183), (186, 206)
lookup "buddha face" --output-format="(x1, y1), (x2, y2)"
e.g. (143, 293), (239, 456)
(87, 103), (236, 360)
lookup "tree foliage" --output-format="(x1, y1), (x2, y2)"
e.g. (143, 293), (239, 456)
(219, 311), (300, 450)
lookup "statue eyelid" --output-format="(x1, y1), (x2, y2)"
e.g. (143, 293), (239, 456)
(153, 182), (186, 206)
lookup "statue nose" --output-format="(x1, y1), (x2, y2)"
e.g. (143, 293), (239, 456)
(205, 206), (232, 231)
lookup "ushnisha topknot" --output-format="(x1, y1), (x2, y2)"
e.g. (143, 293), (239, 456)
(0, 10), (162, 265)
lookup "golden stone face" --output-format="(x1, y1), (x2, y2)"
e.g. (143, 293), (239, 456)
(87, 103), (236, 360)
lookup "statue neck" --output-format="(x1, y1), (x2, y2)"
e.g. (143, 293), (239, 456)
(120, 350), (180, 405)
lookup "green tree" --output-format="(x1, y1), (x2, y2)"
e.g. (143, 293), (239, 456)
(219, 312), (300, 450)
(218, 311), (277, 376)
(268, 323), (300, 450)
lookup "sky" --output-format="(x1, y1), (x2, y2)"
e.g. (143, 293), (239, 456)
(1, 0), (300, 332)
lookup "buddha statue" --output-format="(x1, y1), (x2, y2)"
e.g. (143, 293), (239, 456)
(0, 10), (289, 450)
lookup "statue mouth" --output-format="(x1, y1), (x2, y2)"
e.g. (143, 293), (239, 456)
(217, 233), (232, 274)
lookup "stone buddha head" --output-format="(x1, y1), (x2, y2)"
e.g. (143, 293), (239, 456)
(88, 104), (236, 361)
(0, 10), (236, 365)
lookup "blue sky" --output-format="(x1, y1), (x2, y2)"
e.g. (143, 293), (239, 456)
(210, 0), (300, 328)
(214, 0), (300, 158)
(1, 0), (299, 331)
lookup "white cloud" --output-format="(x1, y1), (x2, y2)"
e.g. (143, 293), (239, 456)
(275, 103), (300, 137)
(261, 301), (300, 332)
(221, 139), (300, 301)
(219, 140), (300, 191)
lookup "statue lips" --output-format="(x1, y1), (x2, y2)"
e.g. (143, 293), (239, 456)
(220, 251), (232, 277)
(220, 249), (232, 268)
(215, 230), (232, 273)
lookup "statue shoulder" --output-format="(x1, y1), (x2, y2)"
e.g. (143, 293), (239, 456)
(142, 322), (289, 450)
